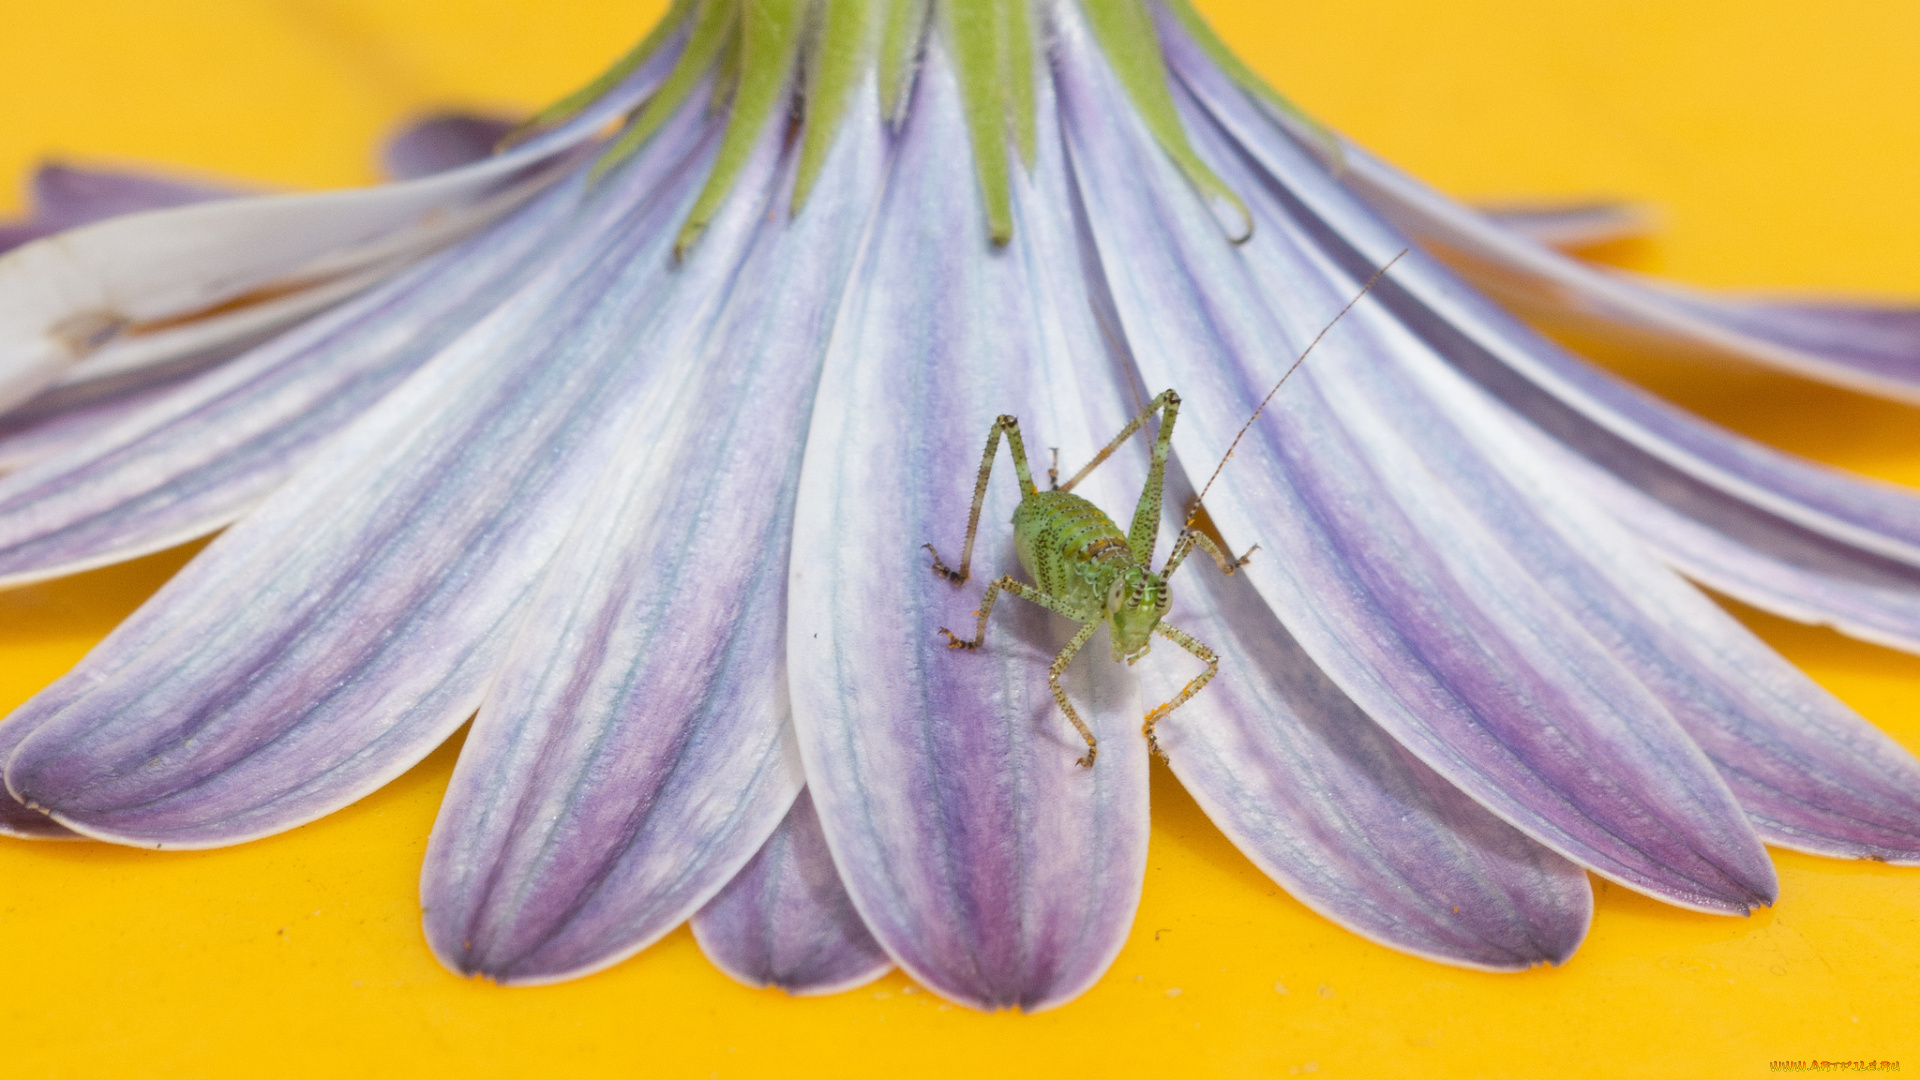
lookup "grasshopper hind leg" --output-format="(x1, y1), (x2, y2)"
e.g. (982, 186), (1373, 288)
(1048, 621), (1103, 768)
(934, 576), (1104, 769)
(1141, 623), (1219, 761)
(924, 414), (1040, 587)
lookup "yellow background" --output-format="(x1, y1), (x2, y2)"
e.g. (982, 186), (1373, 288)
(3, 2), (1918, 1077)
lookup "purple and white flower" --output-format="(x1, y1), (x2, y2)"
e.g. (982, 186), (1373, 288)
(2, 0), (1916, 1012)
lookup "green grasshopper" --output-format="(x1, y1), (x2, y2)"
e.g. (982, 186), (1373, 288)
(924, 253), (1406, 769)
(924, 390), (1253, 768)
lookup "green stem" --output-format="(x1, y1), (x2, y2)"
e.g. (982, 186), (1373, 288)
(793, 0), (882, 215)
(591, 0), (742, 185)
(1156, 0), (1343, 169)
(675, 0), (811, 257)
(1077, 0), (1251, 241)
(503, 0), (699, 147)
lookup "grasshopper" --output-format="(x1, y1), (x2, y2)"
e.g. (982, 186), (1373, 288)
(924, 390), (1253, 768)
(924, 252), (1407, 769)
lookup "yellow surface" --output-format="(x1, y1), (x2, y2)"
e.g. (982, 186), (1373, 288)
(3, 2), (1918, 1077)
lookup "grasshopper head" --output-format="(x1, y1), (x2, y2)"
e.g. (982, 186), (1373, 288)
(1106, 565), (1169, 664)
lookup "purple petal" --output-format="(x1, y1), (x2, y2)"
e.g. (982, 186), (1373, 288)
(0, 28), (683, 415)
(0, 223), (53, 256)
(1157, 28), (1920, 864)
(1659, 295), (1920, 388)
(1158, 14), (1920, 640)
(1, 100), (743, 848)
(1334, 139), (1920, 401)
(0, 367), (209, 472)
(1152, 548), (1592, 970)
(0, 720), (78, 838)
(1482, 417), (1920, 863)
(30, 163), (243, 226)
(420, 98), (884, 984)
(1330, 143), (1920, 558)
(1471, 198), (1657, 251)
(0, 163), (242, 257)
(382, 113), (519, 181)
(1060, 7), (1774, 914)
(789, 42), (1151, 1012)
(692, 789), (893, 996)
(1546, 433), (1920, 656)
(0, 103), (718, 588)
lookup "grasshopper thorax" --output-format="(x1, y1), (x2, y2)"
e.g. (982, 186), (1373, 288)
(1105, 564), (1170, 665)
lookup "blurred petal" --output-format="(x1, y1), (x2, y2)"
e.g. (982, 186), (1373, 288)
(1150, 555), (1593, 971)
(692, 789), (893, 996)
(1541, 431), (1920, 655)
(1472, 198), (1658, 252)
(0, 30), (683, 414)
(789, 40), (1150, 1012)
(1, 98), (738, 847)
(1338, 142), (1920, 403)
(382, 113), (518, 180)
(0, 162), (243, 255)
(1061, 5), (1775, 914)
(30, 162), (241, 222)
(1659, 295), (1920, 388)
(421, 94), (883, 984)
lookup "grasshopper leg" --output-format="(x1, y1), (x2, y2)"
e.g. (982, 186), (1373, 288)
(925, 414), (1040, 586)
(1140, 622), (1218, 761)
(1048, 621), (1102, 768)
(1162, 524), (1258, 581)
(1057, 389), (1182, 568)
(936, 576), (1102, 768)
(937, 575), (1077, 649)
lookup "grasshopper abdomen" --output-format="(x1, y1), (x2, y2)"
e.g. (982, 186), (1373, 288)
(1011, 490), (1132, 622)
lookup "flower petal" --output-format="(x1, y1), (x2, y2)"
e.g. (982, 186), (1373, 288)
(1150, 553), (1593, 971)
(692, 788), (893, 996)
(0, 108), (717, 587)
(1470, 198), (1659, 252)
(1157, 26), (1920, 864)
(789, 41), (1151, 1012)
(0, 368), (212, 473)
(0, 28), (684, 415)
(1471, 407), (1920, 863)
(1541, 430), (1920, 655)
(1158, 13), (1920, 632)
(1059, 5), (1775, 914)
(0, 99), (742, 848)
(1336, 141), (1920, 403)
(0, 753), (78, 838)
(381, 113), (518, 181)
(0, 162), (243, 256)
(419, 95), (884, 985)
(1159, 8), (1920, 572)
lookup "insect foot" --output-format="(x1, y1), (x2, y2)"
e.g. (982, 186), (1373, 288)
(922, 542), (967, 585)
(1076, 745), (1099, 769)
(1142, 708), (1172, 763)
(936, 626), (980, 650)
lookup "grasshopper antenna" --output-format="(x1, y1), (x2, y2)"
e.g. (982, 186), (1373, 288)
(1183, 249), (1409, 531)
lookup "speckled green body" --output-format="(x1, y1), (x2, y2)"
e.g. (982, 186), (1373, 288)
(1010, 490), (1168, 663)
(1011, 490), (1130, 621)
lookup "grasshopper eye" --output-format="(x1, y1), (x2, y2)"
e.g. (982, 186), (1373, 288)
(1107, 578), (1126, 613)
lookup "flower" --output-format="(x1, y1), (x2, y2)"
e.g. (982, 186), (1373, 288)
(2, 0), (1917, 1014)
